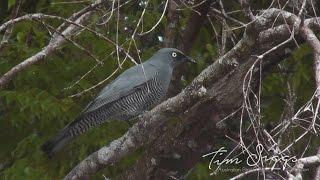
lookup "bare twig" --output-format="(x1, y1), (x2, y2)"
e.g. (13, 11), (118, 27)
(0, 0), (106, 88)
(138, 0), (169, 35)
(0, 11), (94, 88)
(0, 0), (22, 51)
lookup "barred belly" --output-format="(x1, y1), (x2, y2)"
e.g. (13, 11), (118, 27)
(67, 76), (166, 137)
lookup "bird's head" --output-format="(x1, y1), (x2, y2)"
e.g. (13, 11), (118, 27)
(152, 48), (195, 67)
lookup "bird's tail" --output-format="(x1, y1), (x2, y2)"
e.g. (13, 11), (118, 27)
(41, 112), (108, 157)
(41, 128), (72, 158)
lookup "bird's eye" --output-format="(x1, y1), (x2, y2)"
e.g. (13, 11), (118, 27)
(171, 52), (177, 57)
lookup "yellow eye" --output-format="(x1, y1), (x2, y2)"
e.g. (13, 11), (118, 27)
(172, 52), (177, 57)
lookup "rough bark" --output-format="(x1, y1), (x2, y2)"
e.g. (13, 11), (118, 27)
(116, 26), (297, 180)
(2, 0), (319, 179)
(65, 8), (315, 179)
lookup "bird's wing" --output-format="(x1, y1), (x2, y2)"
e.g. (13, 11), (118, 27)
(81, 63), (158, 114)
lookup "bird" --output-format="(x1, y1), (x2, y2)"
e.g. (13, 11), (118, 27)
(41, 48), (195, 157)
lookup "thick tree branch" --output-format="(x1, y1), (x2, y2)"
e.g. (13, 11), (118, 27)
(289, 154), (320, 180)
(65, 8), (313, 179)
(1, 0), (319, 179)
(116, 26), (299, 180)
(64, 82), (209, 179)
(164, 0), (179, 47)
(314, 147), (320, 180)
(300, 23), (320, 96)
(114, 8), (315, 179)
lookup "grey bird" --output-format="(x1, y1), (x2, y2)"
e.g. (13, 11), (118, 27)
(41, 48), (195, 157)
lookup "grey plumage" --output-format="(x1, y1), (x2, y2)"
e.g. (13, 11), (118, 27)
(41, 48), (194, 157)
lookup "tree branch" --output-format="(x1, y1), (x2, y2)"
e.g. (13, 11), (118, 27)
(289, 154), (320, 179)
(300, 22), (320, 96)
(0, 0), (22, 51)
(64, 8), (314, 179)
(115, 24), (300, 180)
(64, 82), (208, 180)
(0, 0), (105, 88)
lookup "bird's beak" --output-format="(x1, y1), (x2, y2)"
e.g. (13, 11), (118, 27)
(183, 55), (196, 63)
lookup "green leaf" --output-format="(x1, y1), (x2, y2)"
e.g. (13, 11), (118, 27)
(8, 0), (16, 9)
